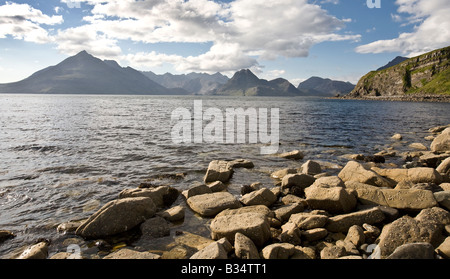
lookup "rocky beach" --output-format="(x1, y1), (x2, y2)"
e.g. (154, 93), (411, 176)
(2, 124), (450, 260)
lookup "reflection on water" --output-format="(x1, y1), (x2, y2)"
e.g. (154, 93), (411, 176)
(0, 94), (449, 257)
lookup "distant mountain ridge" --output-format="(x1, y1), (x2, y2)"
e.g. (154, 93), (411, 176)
(297, 77), (355, 97)
(214, 69), (302, 96)
(376, 56), (408, 71)
(0, 51), (186, 95)
(142, 71), (229, 95)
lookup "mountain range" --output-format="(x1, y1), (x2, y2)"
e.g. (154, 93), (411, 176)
(0, 50), (355, 96)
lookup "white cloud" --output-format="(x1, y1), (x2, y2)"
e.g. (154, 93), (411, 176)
(356, 0), (450, 56)
(0, 2), (63, 44)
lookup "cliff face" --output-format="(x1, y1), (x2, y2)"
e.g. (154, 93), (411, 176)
(349, 46), (450, 97)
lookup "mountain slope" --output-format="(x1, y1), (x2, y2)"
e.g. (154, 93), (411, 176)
(376, 56), (408, 71)
(297, 77), (355, 97)
(349, 46), (450, 97)
(214, 69), (302, 96)
(142, 71), (229, 95)
(0, 51), (185, 95)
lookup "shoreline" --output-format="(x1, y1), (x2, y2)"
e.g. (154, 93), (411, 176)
(329, 95), (450, 103)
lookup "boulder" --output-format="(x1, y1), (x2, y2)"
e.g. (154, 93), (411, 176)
(302, 228), (328, 242)
(345, 225), (365, 247)
(190, 241), (229, 259)
(418, 153), (448, 168)
(310, 176), (345, 188)
(228, 159), (254, 169)
(305, 187), (357, 214)
(204, 160), (234, 183)
(280, 222), (302, 245)
(182, 184), (212, 199)
(325, 207), (385, 233)
(391, 134), (403, 140)
(386, 243), (436, 259)
(17, 241), (49, 259)
(429, 125), (450, 134)
(291, 246), (316, 259)
(210, 213), (271, 246)
(279, 150), (304, 160)
(289, 213), (328, 230)
(174, 231), (214, 251)
(271, 168), (297, 179)
(119, 186), (179, 208)
(234, 232), (260, 259)
(273, 203), (305, 222)
(434, 191), (450, 211)
(76, 197), (156, 239)
(437, 157), (450, 175)
(371, 167), (443, 184)
(240, 188), (277, 207)
(436, 237), (450, 259)
(378, 207), (450, 258)
(140, 216), (170, 238)
(345, 181), (438, 210)
(103, 248), (160, 259)
(187, 192), (241, 217)
(338, 161), (394, 188)
(409, 143), (428, 151)
(281, 174), (316, 189)
(216, 205), (274, 218)
(0, 230), (15, 243)
(156, 205), (185, 222)
(207, 181), (227, 192)
(301, 160), (322, 175)
(431, 127), (450, 153)
(320, 245), (346, 259)
(261, 243), (295, 259)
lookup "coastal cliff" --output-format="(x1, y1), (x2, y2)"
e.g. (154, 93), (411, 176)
(348, 46), (450, 98)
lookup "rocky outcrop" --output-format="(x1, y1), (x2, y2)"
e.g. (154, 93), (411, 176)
(348, 46), (450, 97)
(431, 127), (450, 153)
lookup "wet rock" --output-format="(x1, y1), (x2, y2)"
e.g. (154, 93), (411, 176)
(289, 212), (329, 230)
(57, 220), (85, 234)
(279, 150), (304, 160)
(409, 143), (428, 151)
(325, 207), (385, 233)
(429, 125), (450, 134)
(271, 168), (297, 179)
(371, 167), (443, 184)
(182, 184), (212, 199)
(76, 197), (156, 239)
(305, 186), (357, 214)
(190, 241), (229, 259)
(431, 127), (450, 153)
(301, 160), (322, 175)
(187, 192), (241, 217)
(391, 134), (403, 140)
(240, 188), (277, 207)
(207, 181), (227, 192)
(261, 243), (295, 259)
(174, 231), (214, 251)
(338, 161), (394, 188)
(386, 243), (436, 259)
(240, 182), (261, 196)
(234, 232), (260, 259)
(364, 155), (385, 164)
(140, 216), (170, 238)
(157, 205), (185, 222)
(0, 230), (15, 243)
(210, 212), (271, 246)
(119, 186), (179, 209)
(228, 159), (254, 169)
(204, 160), (234, 183)
(434, 191), (450, 211)
(17, 241), (49, 259)
(281, 174), (316, 189)
(103, 248), (160, 259)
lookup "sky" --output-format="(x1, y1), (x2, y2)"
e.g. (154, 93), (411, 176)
(0, 0), (449, 85)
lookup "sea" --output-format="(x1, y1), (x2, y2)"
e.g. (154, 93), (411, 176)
(0, 94), (449, 258)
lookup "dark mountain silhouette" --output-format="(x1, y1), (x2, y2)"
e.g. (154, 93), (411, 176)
(297, 76), (355, 97)
(0, 51), (186, 95)
(376, 56), (408, 71)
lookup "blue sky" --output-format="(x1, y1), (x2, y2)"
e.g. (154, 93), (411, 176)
(0, 0), (449, 85)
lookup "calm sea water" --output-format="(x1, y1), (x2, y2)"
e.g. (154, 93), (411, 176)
(0, 94), (449, 258)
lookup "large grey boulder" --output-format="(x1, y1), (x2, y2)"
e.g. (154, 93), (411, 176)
(187, 192), (241, 217)
(240, 188), (277, 207)
(76, 197), (156, 239)
(371, 167), (443, 184)
(305, 186), (357, 214)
